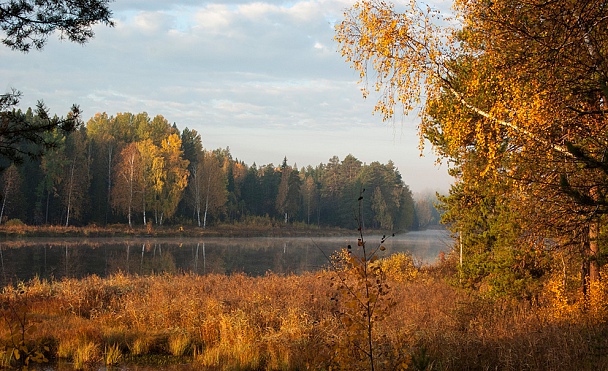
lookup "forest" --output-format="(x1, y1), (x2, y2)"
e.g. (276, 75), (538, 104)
(3, 0), (608, 369)
(0, 109), (437, 231)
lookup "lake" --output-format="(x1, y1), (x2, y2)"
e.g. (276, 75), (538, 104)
(0, 229), (452, 285)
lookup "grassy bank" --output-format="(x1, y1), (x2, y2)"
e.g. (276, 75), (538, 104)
(0, 252), (606, 370)
(0, 221), (357, 239)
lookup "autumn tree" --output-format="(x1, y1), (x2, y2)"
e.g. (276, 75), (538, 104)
(189, 150), (227, 227)
(87, 112), (138, 223)
(155, 134), (189, 224)
(130, 133), (189, 226)
(336, 0), (608, 288)
(135, 139), (159, 226)
(135, 114), (173, 145)
(111, 142), (140, 227)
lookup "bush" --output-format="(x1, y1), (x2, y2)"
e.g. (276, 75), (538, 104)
(4, 219), (25, 227)
(380, 252), (419, 282)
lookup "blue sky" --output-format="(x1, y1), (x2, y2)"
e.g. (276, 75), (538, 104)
(0, 0), (454, 193)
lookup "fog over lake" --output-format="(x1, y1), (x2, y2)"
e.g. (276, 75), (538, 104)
(0, 230), (451, 285)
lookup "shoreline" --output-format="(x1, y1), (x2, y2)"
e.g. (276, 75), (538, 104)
(0, 223), (444, 239)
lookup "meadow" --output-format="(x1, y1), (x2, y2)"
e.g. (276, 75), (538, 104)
(0, 249), (607, 370)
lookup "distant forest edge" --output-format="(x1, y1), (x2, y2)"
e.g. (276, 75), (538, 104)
(0, 110), (441, 230)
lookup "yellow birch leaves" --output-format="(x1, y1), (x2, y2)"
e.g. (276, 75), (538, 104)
(113, 134), (189, 224)
(335, 0), (449, 120)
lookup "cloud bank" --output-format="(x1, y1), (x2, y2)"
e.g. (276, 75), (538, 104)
(0, 0), (453, 192)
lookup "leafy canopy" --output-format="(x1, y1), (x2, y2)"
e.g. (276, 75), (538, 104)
(336, 0), (608, 290)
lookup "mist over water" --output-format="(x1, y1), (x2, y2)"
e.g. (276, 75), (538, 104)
(0, 230), (451, 285)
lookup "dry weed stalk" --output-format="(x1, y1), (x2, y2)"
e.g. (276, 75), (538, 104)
(323, 190), (409, 370)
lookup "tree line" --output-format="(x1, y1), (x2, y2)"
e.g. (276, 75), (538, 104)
(0, 109), (431, 231)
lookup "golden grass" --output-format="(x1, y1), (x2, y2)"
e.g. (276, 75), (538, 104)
(128, 334), (154, 356)
(0, 255), (606, 370)
(73, 341), (99, 370)
(0, 222), (354, 239)
(104, 343), (122, 366)
(168, 332), (190, 357)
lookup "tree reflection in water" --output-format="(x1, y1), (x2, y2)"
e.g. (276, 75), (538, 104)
(0, 230), (450, 286)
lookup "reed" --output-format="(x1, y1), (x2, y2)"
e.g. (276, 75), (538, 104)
(104, 343), (122, 366)
(0, 257), (605, 370)
(168, 332), (190, 357)
(128, 334), (153, 356)
(72, 341), (99, 370)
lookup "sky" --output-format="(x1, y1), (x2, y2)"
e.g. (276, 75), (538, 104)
(0, 0), (454, 194)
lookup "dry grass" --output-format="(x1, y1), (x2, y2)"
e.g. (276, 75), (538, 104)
(104, 343), (122, 366)
(168, 332), (190, 357)
(72, 341), (100, 370)
(128, 334), (154, 356)
(0, 255), (606, 370)
(0, 222), (353, 239)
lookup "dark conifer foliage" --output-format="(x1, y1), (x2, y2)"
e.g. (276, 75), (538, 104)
(0, 0), (114, 52)
(0, 0), (113, 173)
(0, 92), (80, 170)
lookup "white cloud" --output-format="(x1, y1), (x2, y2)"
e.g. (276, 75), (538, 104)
(313, 41), (326, 50)
(132, 11), (173, 33)
(0, 0), (454, 192)
(193, 4), (235, 32)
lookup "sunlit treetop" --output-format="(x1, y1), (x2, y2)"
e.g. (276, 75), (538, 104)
(335, 0), (608, 177)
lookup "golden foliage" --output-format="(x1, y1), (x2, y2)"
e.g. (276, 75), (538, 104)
(379, 252), (419, 283)
(336, 0), (608, 325)
(542, 265), (608, 323)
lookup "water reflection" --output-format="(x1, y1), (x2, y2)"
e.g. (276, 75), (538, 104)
(0, 230), (451, 286)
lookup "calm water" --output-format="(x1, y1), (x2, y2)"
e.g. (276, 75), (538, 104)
(0, 229), (451, 285)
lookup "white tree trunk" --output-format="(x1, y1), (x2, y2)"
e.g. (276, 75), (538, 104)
(65, 159), (76, 227)
(107, 145), (113, 224)
(203, 172), (211, 229)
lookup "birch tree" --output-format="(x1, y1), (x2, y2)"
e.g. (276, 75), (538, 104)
(111, 142), (140, 227)
(136, 139), (159, 226)
(336, 0), (608, 287)
(302, 175), (318, 225)
(157, 133), (189, 224)
(190, 150), (226, 227)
